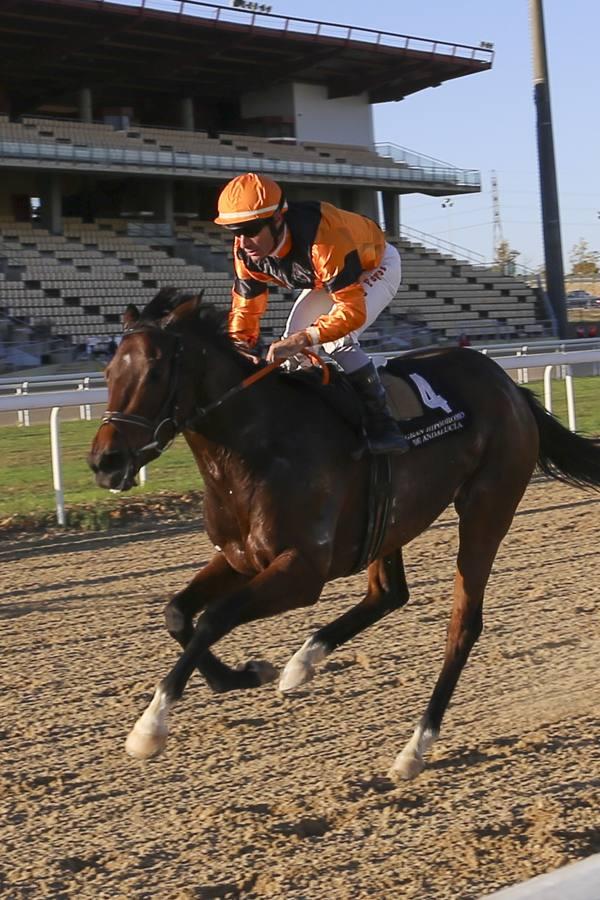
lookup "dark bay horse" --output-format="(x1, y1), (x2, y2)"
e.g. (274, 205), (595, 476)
(88, 289), (600, 778)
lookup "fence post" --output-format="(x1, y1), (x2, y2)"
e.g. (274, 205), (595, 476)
(50, 407), (66, 526)
(543, 364), (553, 413)
(17, 382), (31, 426)
(565, 366), (576, 432)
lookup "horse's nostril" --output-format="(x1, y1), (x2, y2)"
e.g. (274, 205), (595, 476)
(93, 449), (127, 474)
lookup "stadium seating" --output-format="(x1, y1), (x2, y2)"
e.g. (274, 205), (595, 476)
(0, 214), (542, 350)
(0, 117), (410, 173)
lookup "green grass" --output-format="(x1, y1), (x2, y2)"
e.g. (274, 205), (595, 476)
(0, 420), (202, 523)
(0, 376), (598, 526)
(526, 375), (600, 438)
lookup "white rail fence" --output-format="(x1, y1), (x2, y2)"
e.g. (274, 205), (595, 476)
(1, 348), (599, 525)
(483, 851), (600, 899)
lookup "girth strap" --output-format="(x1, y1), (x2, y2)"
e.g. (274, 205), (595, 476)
(351, 453), (393, 574)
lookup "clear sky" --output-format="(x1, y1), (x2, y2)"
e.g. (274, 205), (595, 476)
(266, 0), (600, 270)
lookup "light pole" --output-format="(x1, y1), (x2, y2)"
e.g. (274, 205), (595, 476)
(530, 0), (568, 338)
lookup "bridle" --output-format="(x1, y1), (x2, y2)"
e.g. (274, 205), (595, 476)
(100, 324), (330, 481)
(101, 326), (185, 465)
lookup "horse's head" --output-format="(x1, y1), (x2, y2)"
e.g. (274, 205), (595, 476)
(88, 288), (205, 491)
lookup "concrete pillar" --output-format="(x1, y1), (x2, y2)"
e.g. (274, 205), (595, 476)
(381, 190), (400, 237)
(179, 97), (195, 132)
(78, 87), (93, 123)
(162, 179), (174, 231)
(345, 189), (378, 221)
(40, 174), (63, 234)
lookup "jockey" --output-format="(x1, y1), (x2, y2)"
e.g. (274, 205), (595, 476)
(215, 172), (409, 455)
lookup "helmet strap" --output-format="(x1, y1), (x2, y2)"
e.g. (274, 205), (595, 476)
(268, 192), (286, 246)
(268, 217), (284, 247)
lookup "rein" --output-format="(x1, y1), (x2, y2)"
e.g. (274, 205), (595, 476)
(102, 328), (330, 460)
(189, 348), (330, 424)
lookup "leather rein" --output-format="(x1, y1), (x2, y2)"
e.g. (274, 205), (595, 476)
(101, 325), (329, 461)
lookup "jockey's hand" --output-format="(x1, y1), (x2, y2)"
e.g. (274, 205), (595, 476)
(266, 331), (310, 363)
(233, 340), (261, 365)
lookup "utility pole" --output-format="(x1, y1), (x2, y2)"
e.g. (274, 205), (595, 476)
(529, 0), (568, 338)
(491, 171), (504, 260)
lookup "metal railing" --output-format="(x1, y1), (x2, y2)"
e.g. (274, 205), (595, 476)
(376, 143), (480, 187)
(1, 347), (598, 525)
(398, 225), (488, 266)
(0, 139), (480, 188)
(77, 1), (494, 63)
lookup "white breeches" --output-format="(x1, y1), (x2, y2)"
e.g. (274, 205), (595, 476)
(283, 242), (402, 373)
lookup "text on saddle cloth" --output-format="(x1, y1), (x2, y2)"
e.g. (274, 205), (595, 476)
(380, 359), (471, 449)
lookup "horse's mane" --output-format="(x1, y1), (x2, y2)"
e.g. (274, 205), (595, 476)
(138, 287), (235, 351)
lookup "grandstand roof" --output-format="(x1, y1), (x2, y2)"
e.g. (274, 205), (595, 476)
(1, 0), (493, 114)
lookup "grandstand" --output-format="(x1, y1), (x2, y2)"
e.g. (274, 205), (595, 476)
(0, 0), (543, 370)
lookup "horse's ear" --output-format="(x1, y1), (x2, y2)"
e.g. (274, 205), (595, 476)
(122, 304), (140, 330)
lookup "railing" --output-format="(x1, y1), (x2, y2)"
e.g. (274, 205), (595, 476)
(483, 852), (600, 899)
(77, 1), (494, 63)
(377, 143), (480, 187)
(0, 140), (481, 188)
(399, 224), (487, 266)
(476, 338), (600, 355)
(0, 373), (104, 426)
(399, 224), (540, 280)
(1, 348), (598, 525)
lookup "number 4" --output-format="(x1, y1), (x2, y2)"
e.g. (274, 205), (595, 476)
(409, 373), (451, 414)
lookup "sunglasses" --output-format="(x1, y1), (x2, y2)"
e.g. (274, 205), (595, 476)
(226, 218), (270, 238)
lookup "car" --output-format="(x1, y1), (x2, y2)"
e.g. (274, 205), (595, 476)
(567, 290), (599, 308)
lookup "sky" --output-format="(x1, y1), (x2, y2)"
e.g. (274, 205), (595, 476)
(257, 0), (600, 270)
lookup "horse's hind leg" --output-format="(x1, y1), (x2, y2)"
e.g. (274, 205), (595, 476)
(389, 469), (529, 781)
(279, 550), (409, 691)
(165, 553), (277, 693)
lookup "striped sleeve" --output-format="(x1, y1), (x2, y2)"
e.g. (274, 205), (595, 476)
(228, 252), (270, 346)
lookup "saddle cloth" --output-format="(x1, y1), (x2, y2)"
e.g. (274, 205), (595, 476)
(285, 350), (470, 449)
(380, 352), (470, 448)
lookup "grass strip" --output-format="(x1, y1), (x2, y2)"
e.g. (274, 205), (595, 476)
(0, 375), (598, 529)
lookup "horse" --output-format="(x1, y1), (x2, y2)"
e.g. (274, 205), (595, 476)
(88, 288), (600, 778)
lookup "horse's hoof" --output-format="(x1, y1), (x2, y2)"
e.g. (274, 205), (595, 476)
(278, 658), (314, 692)
(125, 724), (168, 761)
(245, 660), (279, 685)
(388, 752), (425, 782)
(278, 639), (328, 692)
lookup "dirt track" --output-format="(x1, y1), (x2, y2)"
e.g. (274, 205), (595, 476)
(1, 479), (599, 899)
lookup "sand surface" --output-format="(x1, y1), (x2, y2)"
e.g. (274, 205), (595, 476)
(1, 479), (599, 899)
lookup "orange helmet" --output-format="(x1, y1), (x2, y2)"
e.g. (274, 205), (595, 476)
(214, 173), (287, 229)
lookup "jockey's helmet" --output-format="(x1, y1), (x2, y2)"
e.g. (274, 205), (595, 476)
(214, 173), (287, 234)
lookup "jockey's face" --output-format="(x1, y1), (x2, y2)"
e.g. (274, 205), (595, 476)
(237, 212), (283, 260)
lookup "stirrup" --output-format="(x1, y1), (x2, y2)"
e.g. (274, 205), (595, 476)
(365, 426), (410, 455)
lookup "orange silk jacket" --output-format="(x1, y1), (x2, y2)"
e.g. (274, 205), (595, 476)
(228, 200), (386, 345)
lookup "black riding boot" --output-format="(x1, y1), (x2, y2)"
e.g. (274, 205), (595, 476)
(347, 361), (410, 455)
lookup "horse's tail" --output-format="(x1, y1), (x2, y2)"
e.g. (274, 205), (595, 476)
(520, 387), (600, 490)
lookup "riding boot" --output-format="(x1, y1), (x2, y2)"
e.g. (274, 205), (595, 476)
(347, 361), (410, 455)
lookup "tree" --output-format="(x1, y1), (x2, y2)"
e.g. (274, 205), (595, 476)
(494, 239), (520, 274)
(569, 239), (599, 277)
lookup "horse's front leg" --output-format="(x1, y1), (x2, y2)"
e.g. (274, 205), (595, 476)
(126, 549), (324, 760)
(165, 552), (276, 693)
(165, 551), (246, 644)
